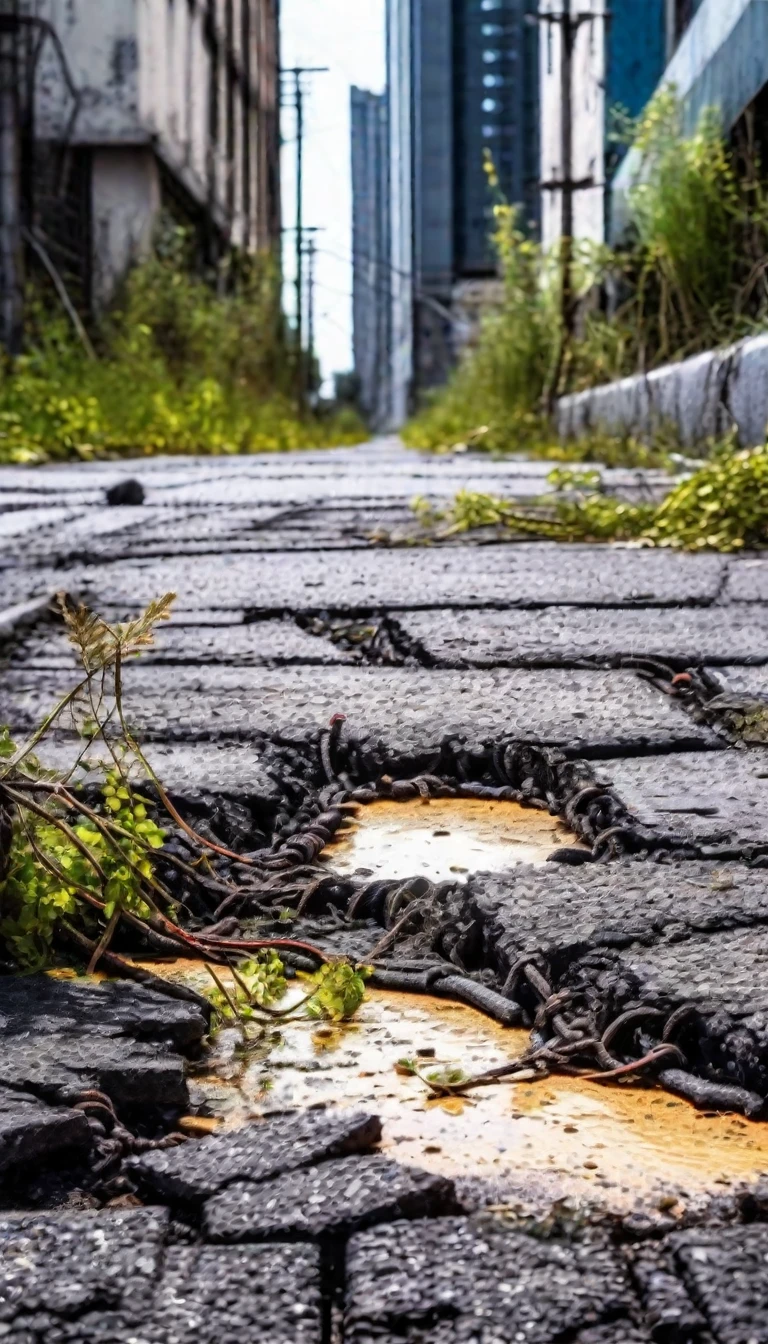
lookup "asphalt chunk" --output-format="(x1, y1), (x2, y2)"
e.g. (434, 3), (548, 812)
(0, 665), (720, 756)
(129, 1109), (382, 1202)
(601, 751), (768, 849)
(59, 544), (725, 611)
(400, 604), (768, 667)
(0, 1031), (191, 1107)
(0, 974), (207, 1051)
(345, 1216), (637, 1344)
(0, 1085), (90, 1174)
(203, 1155), (457, 1241)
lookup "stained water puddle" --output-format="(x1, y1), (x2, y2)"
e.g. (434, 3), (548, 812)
(321, 797), (581, 880)
(143, 963), (768, 1214)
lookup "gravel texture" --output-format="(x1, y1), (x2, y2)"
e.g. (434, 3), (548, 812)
(203, 1154), (457, 1241)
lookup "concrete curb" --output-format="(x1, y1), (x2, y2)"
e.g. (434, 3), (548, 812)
(556, 332), (768, 449)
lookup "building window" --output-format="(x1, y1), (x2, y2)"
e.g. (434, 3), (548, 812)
(483, 73), (504, 87)
(483, 50), (500, 62)
(482, 97), (498, 111)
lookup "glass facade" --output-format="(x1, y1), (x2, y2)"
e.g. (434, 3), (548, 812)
(453, 0), (538, 275)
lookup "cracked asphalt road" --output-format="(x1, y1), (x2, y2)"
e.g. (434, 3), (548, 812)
(3, 437), (768, 1341)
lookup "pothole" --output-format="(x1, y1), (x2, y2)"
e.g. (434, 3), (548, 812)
(319, 797), (581, 880)
(142, 963), (768, 1213)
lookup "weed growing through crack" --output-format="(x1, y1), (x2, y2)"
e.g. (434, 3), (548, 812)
(404, 90), (768, 463)
(414, 438), (768, 551)
(0, 594), (368, 1024)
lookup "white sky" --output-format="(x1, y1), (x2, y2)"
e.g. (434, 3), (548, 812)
(280, 0), (386, 392)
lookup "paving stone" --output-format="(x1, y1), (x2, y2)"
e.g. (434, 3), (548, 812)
(0, 974), (207, 1050)
(0, 665), (719, 755)
(149, 1243), (322, 1344)
(129, 1108), (382, 1201)
(0, 1207), (168, 1336)
(470, 861), (768, 969)
(344, 1216), (637, 1344)
(0, 506), (86, 540)
(621, 925), (768, 1019)
(15, 617), (353, 667)
(60, 544), (726, 611)
(667, 1223), (768, 1344)
(204, 1154), (457, 1241)
(0, 1085), (90, 1173)
(400, 605), (768, 667)
(601, 751), (768, 848)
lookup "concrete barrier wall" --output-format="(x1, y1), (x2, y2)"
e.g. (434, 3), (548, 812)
(556, 334), (768, 449)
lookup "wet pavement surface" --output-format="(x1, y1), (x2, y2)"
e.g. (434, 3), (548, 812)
(4, 438), (768, 1340)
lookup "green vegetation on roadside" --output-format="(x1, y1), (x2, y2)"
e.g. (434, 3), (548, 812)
(414, 440), (768, 551)
(405, 89), (768, 465)
(0, 229), (364, 465)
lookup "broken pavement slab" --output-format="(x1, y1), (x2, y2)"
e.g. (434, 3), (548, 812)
(57, 544), (727, 611)
(344, 1216), (639, 1344)
(598, 751), (768, 850)
(203, 1154), (457, 1241)
(400, 604), (768, 667)
(0, 976), (207, 1108)
(0, 664), (721, 755)
(469, 861), (768, 967)
(14, 616), (356, 667)
(0, 1208), (323, 1344)
(129, 1109), (382, 1202)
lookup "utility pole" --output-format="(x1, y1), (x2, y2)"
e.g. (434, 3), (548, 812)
(301, 226), (324, 404)
(536, 4), (610, 405)
(0, 0), (23, 355)
(280, 66), (327, 407)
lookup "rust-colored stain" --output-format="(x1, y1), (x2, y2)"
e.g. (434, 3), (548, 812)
(322, 797), (581, 880)
(187, 987), (768, 1212)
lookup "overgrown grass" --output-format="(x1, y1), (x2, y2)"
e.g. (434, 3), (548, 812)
(414, 439), (768, 552)
(0, 231), (365, 465)
(405, 89), (768, 463)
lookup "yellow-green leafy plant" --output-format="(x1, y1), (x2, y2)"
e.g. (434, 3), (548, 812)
(414, 439), (768, 552)
(0, 226), (365, 465)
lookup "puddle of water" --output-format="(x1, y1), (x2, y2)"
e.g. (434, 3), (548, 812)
(146, 963), (768, 1213)
(322, 798), (580, 880)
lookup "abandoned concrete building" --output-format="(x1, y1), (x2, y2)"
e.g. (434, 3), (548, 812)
(11, 0), (281, 314)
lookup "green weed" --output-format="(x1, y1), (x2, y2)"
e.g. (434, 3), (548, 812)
(405, 90), (768, 463)
(416, 441), (768, 551)
(1, 229), (364, 464)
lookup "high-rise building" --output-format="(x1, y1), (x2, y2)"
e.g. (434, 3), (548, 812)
(351, 0), (539, 428)
(350, 88), (391, 430)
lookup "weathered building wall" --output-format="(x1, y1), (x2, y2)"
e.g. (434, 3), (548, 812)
(540, 0), (666, 251)
(23, 0), (280, 309)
